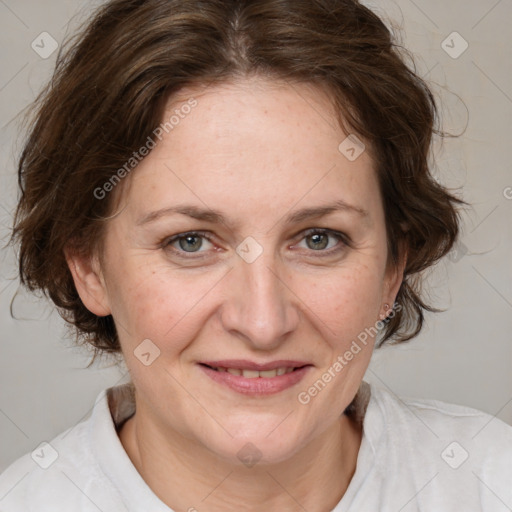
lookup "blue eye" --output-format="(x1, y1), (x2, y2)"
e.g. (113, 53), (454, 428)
(298, 228), (347, 253)
(165, 231), (214, 255)
(164, 229), (348, 259)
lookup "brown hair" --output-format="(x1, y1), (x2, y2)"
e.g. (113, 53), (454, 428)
(11, 0), (465, 357)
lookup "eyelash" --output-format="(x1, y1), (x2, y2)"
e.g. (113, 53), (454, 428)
(162, 228), (350, 260)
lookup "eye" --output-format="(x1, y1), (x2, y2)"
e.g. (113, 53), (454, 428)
(163, 228), (349, 260)
(294, 228), (348, 255)
(164, 231), (214, 257)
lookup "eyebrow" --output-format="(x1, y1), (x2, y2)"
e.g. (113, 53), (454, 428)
(136, 199), (370, 228)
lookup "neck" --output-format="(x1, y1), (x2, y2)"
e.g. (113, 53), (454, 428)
(119, 401), (363, 512)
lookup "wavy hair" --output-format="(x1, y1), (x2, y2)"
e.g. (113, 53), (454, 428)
(11, 0), (465, 357)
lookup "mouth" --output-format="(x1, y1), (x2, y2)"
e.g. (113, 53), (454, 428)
(198, 360), (312, 395)
(200, 364), (306, 378)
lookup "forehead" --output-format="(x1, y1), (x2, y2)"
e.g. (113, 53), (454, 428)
(117, 78), (381, 227)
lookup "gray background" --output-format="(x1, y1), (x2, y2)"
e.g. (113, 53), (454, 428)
(1, 0), (511, 472)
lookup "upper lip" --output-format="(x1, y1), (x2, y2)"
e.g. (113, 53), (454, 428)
(200, 360), (311, 371)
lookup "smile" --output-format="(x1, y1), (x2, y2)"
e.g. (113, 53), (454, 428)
(198, 362), (312, 395)
(206, 366), (298, 378)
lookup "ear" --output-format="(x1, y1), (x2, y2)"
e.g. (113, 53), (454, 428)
(381, 242), (408, 316)
(64, 245), (111, 317)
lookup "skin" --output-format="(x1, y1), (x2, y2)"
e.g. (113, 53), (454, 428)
(67, 77), (405, 511)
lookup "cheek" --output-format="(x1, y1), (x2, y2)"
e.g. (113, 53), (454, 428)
(108, 248), (386, 360)
(108, 260), (222, 350)
(302, 263), (384, 344)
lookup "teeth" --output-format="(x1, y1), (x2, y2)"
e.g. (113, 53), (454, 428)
(259, 369), (277, 378)
(214, 366), (296, 377)
(242, 370), (260, 379)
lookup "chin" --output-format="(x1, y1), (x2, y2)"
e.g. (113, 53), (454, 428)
(224, 439), (301, 468)
(202, 420), (309, 468)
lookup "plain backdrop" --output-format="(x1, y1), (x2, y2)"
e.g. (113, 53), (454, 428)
(1, 0), (511, 473)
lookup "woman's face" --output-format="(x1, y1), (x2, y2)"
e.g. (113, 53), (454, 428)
(72, 78), (403, 465)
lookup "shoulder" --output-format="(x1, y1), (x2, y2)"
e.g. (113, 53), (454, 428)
(363, 383), (512, 507)
(0, 389), (123, 512)
(369, 383), (512, 443)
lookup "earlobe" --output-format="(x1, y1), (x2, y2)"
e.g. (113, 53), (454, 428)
(64, 247), (111, 317)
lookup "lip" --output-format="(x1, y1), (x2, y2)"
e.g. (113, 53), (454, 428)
(198, 361), (312, 396)
(200, 359), (310, 371)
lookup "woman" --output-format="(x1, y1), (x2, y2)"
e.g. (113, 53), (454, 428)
(1, 0), (511, 510)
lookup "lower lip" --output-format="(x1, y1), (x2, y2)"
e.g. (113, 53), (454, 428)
(198, 364), (312, 395)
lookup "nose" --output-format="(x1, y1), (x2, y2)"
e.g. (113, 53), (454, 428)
(219, 243), (300, 351)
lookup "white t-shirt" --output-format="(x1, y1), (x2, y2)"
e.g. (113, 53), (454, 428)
(1, 382), (511, 511)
